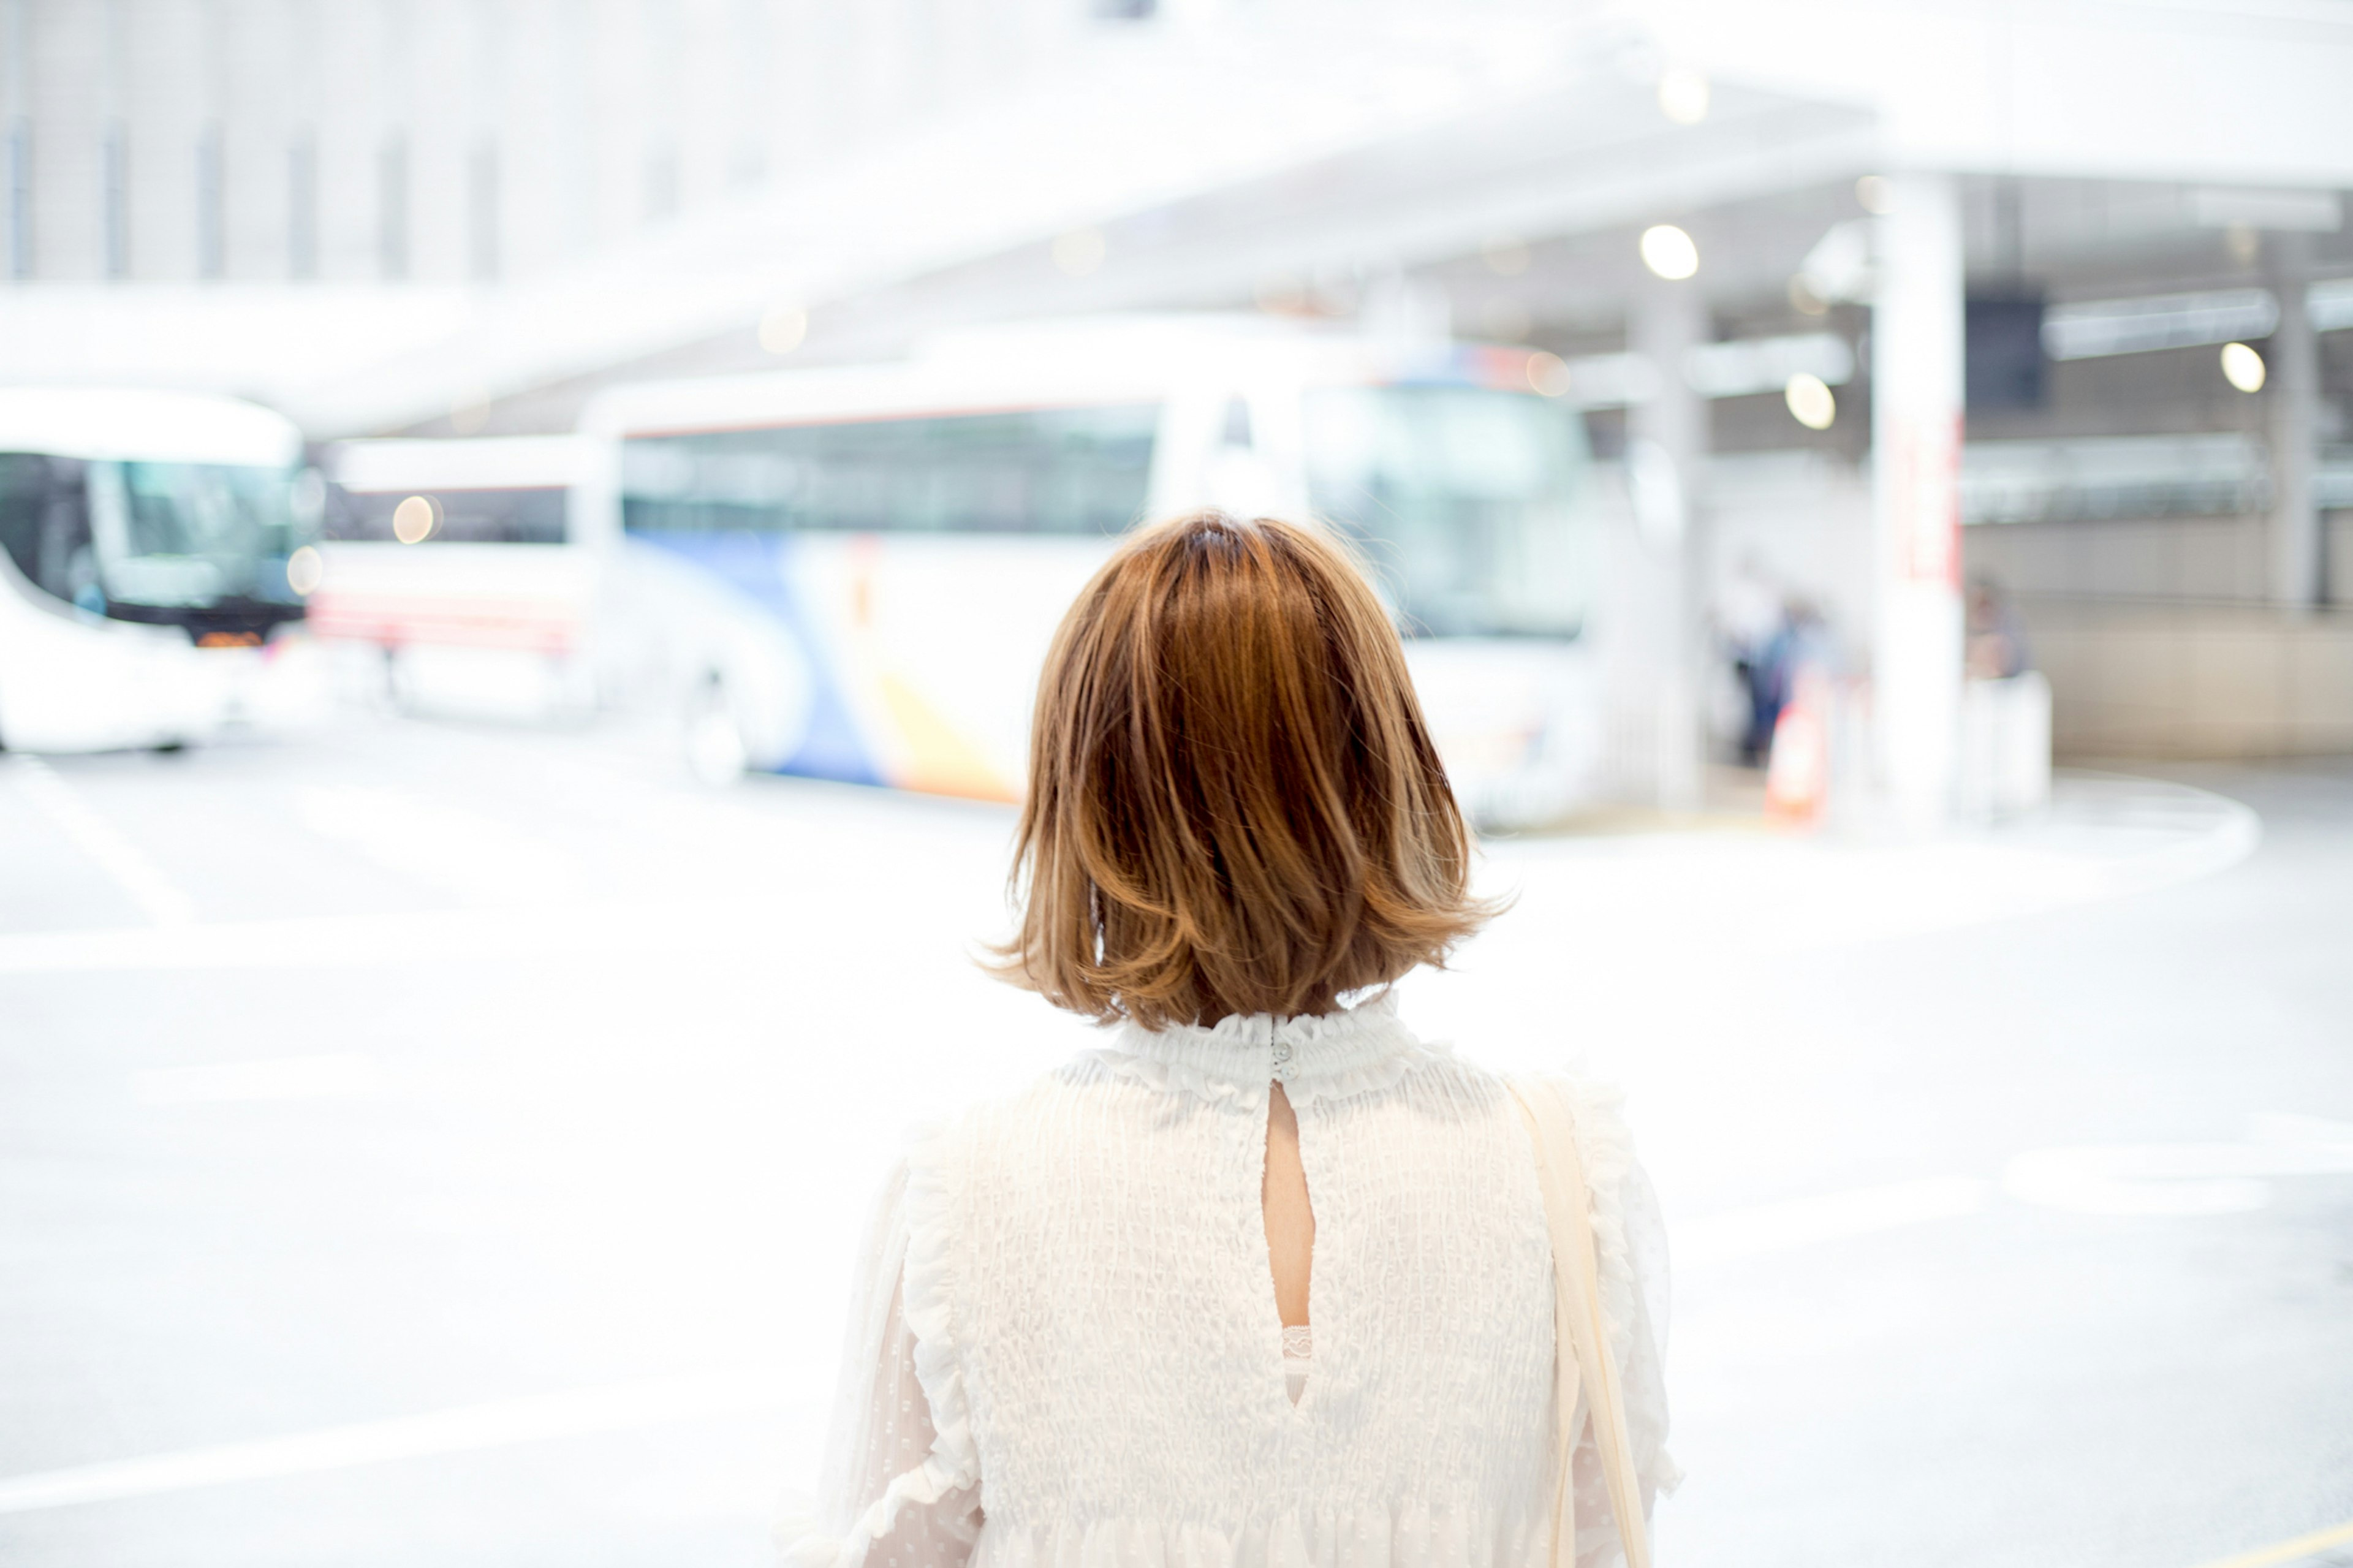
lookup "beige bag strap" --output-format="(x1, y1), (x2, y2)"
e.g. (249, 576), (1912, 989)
(1508, 1075), (1650, 1568)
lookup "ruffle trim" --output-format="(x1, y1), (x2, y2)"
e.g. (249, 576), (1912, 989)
(1073, 1039), (1450, 1107)
(966, 1499), (1553, 1568)
(1134, 991), (1409, 1051)
(1546, 1073), (1639, 1379)
(1541, 1071), (1683, 1499)
(1088, 994), (1450, 1107)
(778, 1119), (982, 1568)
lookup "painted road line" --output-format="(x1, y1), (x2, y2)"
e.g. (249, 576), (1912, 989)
(1677, 1176), (1995, 1268)
(2004, 1124), (2353, 1216)
(0, 1369), (787, 1515)
(0, 898), (780, 976)
(2184, 1519), (2353, 1568)
(0, 1175), (1998, 1515)
(11, 757), (196, 926)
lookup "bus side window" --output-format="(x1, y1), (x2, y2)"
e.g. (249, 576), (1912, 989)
(0, 455), (95, 608)
(0, 455), (44, 585)
(621, 405), (1158, 538)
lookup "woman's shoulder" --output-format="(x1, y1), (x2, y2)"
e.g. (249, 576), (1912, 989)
(1505, 1066), (1643, 1179)
(891, 1044), (1137, 1168)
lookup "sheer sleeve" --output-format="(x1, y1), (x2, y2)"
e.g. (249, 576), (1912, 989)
(1563, 1089), (1681, 1568)
(777, 1156), (983, 1568)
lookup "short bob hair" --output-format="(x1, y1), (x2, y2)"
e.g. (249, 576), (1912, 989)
(993, 510), (1492, 1030)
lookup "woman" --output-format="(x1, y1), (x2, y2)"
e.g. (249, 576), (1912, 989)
(781, 512), (1675, 1568)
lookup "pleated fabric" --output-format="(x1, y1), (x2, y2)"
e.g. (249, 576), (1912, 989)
(779, 996), (1675, 1568)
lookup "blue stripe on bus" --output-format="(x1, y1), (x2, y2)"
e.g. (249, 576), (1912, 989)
(632, 531), (884, 787)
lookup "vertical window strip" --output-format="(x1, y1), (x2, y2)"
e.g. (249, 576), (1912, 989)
(102, 118), (129, 279)
(377, 130), (406, 280)
(468, 138), (498, 281)
(287, 127), (316, 279)
(196, 121), (225, 278)
(5, 115), (27, 279)
(2, 0), (26, 279)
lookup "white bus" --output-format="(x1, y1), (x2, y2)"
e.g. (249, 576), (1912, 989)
(313, 435), (597, 719)
(579, 319), (1604, 825)
(0, 387), (322, 752)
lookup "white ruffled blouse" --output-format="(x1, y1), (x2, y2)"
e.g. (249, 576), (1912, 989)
(781, 997), (1675, 1568)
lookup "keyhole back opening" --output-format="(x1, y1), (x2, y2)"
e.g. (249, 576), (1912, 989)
(1263, 1081), (1316, 1330)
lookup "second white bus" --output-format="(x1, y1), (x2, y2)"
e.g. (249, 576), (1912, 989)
(577, 319), (1605, 825)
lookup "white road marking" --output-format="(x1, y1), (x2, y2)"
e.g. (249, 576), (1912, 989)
(0, 1369), (787, 1515)
(10, 757), (196, 926)
(0, 895), (845, 976)
(133, 1053), (383, 1105)
(1677, 1176), (1995, 1268)
(2004, 1127), (2353, 1216)
(3, 1145), (2334, 1516)
(0, 1177), (2003, 1517)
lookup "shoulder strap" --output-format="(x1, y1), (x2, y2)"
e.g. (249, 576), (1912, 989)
(1508, 1075), (1651, 1568)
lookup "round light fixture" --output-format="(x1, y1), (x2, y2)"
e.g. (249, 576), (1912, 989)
(1784, 373), (1836, 430)
(1657, 68), (1710, 125)
(2220, 341), (2267, 393)
(1639, 224), (1699, 281)
(392, 495), (437, 545)
(286, 545), (324, 596)
(758, 304), (808, 355)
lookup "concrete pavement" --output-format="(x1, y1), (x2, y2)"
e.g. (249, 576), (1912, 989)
(0, 716), (2346, 1567)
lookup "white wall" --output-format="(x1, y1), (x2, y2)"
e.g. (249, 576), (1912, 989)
(0, 0), (1098, 286)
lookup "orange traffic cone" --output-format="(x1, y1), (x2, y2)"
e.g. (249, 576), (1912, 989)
(1764, 668), (1830, 826)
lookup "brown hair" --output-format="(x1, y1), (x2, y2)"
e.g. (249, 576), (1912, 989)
(991, 510), (1493, 1029)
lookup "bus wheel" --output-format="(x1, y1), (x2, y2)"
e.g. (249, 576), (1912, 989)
(685, 676), (748, 786)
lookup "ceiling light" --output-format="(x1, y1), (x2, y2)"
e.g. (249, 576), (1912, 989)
(1784, 373), (1836, 430)
(1657, 69), (1709, 125)
(1639, 225), (1698, 281)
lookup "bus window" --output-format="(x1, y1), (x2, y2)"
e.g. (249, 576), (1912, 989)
(328, 487), (567, 545)
(0, 455), (102, 612)
(1303, 385), (1591, 640)
(621, 404), (1158, 537)
(88, 460), (313, 611)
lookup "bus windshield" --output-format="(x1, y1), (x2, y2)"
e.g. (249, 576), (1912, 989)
(1303, 385), (1591, 638)
(91, 460), (315, 610)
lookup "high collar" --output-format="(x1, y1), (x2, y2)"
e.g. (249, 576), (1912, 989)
(1108, 992), (1423, 1095)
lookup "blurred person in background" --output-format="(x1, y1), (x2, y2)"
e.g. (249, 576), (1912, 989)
(1764, 597), (1838, 698)
(1717, 555), (1784, 767)
(1965, 576), (2033, 681)
(778, 513), (1675, 1568)
(1737, 593), (1840, 775)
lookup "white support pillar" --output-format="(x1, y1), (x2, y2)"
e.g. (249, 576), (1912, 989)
(1870, 172), (1966, 830)
(2269, 233), (2322, 610)
(1629, 275), (1707, 814)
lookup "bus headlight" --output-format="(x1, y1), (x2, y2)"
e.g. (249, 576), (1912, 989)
(287, 545), (324, 596)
